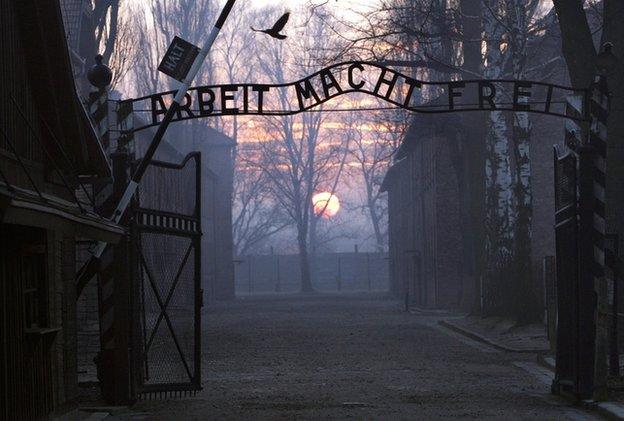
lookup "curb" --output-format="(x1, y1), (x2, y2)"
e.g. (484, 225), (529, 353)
(535, 356), (624, 421)
(536, 354), (555, 371)
(439, 318), (624, 419)
(84, 413), (110, 421)
(438, 320), (549, 354)
(408, 305), (458, 316)
(593, 402), (624, 420)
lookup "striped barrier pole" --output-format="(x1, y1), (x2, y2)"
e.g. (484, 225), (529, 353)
(589, 78), (609, 282)
(76, 0), (237, 294)
(588, 76), (610, 397)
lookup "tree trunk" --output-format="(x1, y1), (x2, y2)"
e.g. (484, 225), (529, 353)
(459, 0), (486, 313)
(309, 211), (318, 284)
(364, 176), (385, 252)
(508, 0), (537, 322)
(298, 229), (313, 293)
(511, 111), (536, 321)
(482, 3), (514, 315)
(552, 0), (596, 88)
(369, 204), (385, 253)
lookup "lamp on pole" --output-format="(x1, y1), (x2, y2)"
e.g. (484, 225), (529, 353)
(87, 54), (113, 91)
(596, 42), (619, 83)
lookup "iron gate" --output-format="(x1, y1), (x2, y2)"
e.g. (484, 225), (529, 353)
(551, 93), (600, 399)
(131, 152), (202, 397)
(552, 144), (584, 396)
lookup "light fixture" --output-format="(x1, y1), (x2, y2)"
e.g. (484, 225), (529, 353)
(596, 42), (619, 78)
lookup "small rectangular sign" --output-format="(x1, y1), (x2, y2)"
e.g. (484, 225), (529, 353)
(158, 36), (200, 82)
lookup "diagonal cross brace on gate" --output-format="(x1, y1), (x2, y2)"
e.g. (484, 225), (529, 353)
(141, 243), (194, 360)
(131, 152), (202, 396)
(138, 246), (195, 383)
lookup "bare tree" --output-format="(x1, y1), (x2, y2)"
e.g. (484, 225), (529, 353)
(117, 0), (218, 98)
(344, 103), (405, 252)
(214, 5), (259, 141)
(247, 8), (348, 292)
(129, 6), (163, 97)
(233, 142), (290, 256)
(93, 0), (120, 64)
(107, 2), (140, 90)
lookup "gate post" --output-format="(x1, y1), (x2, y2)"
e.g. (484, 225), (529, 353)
(589, 78), (610, 399)
(552, 77), (609, 401)
(97, 150), (135, 405)
(576, 142), (598, 399)
(543, 256), (557, 353)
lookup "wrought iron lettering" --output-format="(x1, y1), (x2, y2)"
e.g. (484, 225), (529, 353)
(124, 61), (590, 133)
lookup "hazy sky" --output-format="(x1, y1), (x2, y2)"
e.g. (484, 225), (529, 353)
(251, 0), (374, 20)
(253, 0), (360, 7)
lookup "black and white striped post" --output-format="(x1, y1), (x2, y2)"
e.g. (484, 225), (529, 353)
(588, 77), (609, 287)
(77, 0), (237, 291)
(587, 75), (610, 397)
(89, 90), (111, 151)
(553, 72), (610, 400)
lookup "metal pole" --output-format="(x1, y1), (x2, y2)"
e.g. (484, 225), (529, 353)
(193, 153), (202, 386)
(609, 234), (620, 376)
(77, 0), (237, 288)
(366, 253), (371, 291)
(248, 255), (252, 295)
(275, 255), (281, 293)
(337, 256), (342, 292)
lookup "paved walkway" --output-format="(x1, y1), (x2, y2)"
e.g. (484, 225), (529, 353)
(111, 294), (599, 420)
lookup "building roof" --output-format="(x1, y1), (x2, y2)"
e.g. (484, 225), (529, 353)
(0, 184), (124, 243)
(380, 157), (407, 193)
(395, 95), (463, 161)
(17, 0), (110, 177)
(165, 121), (237, 152)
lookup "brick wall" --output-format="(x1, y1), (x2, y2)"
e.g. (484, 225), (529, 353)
(433, 135), (463, 308)
(385, 103), (560, 312)
(75, 241), (100, 383)
(384, 114), (468, 310)
(61, 235), (78, 403)
(530, 114), (561, 297)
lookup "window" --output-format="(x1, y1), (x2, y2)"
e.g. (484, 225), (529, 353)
(21, 245), (48, 331)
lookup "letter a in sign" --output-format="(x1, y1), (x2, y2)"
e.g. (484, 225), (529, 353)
(158, 36), (200, 82)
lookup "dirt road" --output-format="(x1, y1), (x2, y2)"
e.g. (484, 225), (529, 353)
(114, 294), (598, 420)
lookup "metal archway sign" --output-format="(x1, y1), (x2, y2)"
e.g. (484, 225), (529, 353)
(124, 61), (589, 133)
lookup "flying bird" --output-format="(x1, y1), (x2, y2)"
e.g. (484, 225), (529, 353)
(251, 11), (290, 40)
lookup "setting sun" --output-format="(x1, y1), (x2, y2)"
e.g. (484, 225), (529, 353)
(312, 192), (340, 219)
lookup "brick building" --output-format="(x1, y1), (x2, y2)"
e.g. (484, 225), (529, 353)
(162, 122), (236, 301)
(382, 98), (565, 314)
(0, 0), (123, 418)
(382, 18), (567, 315)
(382, 111), (464, 309)
(132, 120), (236, 302)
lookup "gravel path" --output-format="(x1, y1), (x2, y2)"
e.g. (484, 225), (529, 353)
(114, 294), (599, 420)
